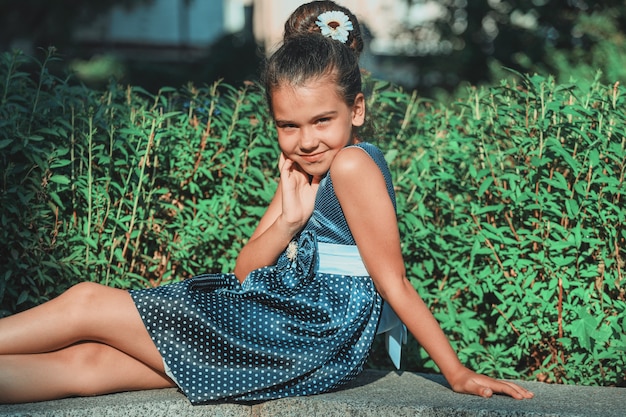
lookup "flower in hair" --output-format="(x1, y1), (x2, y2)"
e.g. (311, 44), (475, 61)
(315, 11), (354, 43)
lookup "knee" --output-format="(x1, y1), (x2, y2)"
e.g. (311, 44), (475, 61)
(65, 281), (104, 300)
(59, 342), (104, 369)
(60, 282), (108, 325)
(59, 343), (111, 396)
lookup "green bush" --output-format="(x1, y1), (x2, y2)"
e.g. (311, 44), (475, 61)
(366, 72), (625, 386)
(1, 49), (624, 386)
(0, 48), (277, 311)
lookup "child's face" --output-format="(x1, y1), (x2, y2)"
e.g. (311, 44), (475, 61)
(271, 78), (365, 179)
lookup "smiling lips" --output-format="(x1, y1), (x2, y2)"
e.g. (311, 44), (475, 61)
(299, 151), (325, 163)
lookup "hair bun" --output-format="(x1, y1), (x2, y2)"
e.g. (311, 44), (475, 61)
(283, 1), (363, 56)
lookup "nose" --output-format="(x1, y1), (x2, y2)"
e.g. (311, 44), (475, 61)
(299, 127), (319, 151)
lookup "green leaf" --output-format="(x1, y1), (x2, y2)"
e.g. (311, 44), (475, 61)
(0, 139), (14, 149)
(49, 175), (71, 185)
(571, 307), (599, 351)
(478, 176), (494, 196)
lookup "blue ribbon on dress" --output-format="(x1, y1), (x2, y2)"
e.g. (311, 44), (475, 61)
(275, 230), (317, 288)
(376, 302), (407, 369)
(317, 241), (407, 369)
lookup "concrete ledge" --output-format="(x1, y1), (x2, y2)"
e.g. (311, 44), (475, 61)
(0, 370), (622, 417)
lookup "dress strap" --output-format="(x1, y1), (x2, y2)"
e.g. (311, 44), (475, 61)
(317, 242), (407, 369)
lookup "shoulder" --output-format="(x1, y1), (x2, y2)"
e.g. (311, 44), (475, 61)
(330, 143), (396, 215)
(330, 144), (378, 178)
(330, 143), (388, 179)
(329, 143), (393, 200)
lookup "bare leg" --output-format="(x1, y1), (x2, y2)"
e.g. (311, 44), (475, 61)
(0, 282), (163, 370)
(0, 342), (175, 403)
(0, 282), (177, 403)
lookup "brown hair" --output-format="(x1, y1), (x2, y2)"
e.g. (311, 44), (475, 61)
(262, 1), (364, 113)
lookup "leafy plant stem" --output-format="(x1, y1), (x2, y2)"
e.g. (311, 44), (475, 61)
(1, 50), (18, 106)
(182, 82), (218, 188)
(121, 118), (156, 260)
(85, 114), (94, 265)
(28, 47), (55, 134)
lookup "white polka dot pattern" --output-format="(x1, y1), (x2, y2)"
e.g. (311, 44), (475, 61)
(130, 143), (397, 404)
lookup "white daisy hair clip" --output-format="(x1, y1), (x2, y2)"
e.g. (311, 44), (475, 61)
(315, 10), (354, 44)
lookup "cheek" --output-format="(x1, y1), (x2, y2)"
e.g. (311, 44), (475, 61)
(277, 134), (293, 154)
(334, 125), (353, 146)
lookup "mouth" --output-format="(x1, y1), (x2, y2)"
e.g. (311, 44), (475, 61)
(299, 151), (325, 163)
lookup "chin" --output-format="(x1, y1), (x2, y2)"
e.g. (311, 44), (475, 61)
(302, 164), (330, 178)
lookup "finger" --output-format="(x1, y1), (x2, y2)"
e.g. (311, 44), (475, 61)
(280, 158), (294, 176)
(497, 381), (534, 399)
(487, 380), (534, 400)
(279, 153), (291, 173)
(462, 379), (494, 398)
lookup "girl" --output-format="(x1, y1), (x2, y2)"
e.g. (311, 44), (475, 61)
(0, 1), (533, 404)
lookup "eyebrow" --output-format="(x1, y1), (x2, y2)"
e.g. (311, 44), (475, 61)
(274, 110), (338, 125)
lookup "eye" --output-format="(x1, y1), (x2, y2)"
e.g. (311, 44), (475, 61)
(276, 122), (297, 130)
(316, 117), (331, 125)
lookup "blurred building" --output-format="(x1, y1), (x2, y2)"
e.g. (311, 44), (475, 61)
(73, 0), (445, 87)
(76, 0), (446, 56)
(74, 0), (251, 61)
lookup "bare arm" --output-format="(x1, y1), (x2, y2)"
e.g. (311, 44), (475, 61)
(331, 147), (533, 399)
(234, 155), (320, 282)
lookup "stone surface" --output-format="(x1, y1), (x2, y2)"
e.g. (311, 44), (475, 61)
(0, 370), (623, 417)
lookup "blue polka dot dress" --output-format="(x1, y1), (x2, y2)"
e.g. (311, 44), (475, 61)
(130, 143), (397, 404)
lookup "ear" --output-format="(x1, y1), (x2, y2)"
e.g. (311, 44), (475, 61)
(351, 93), (366, 127)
